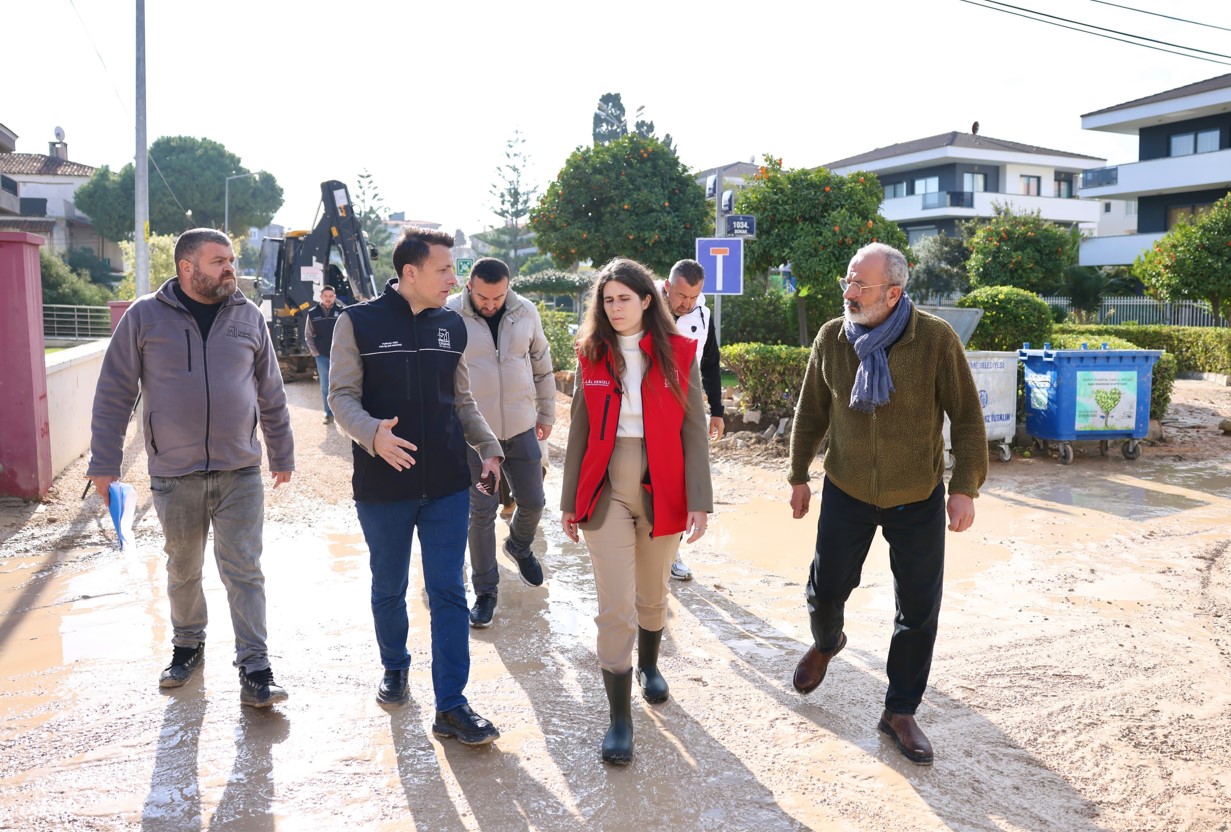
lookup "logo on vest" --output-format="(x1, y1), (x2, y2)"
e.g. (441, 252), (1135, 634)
(378, 340), (403, 350)
(225, 324), (253, 341)
(437, 328), (451, 349)
(584, 378), (611, 388)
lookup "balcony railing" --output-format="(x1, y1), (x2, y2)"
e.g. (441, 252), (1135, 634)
(1081, 167), (1119, 189)
(43, 304), (112, 340)
(921, 191), (975, 209)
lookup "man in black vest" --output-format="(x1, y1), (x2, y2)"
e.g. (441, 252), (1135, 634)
(305, 285), (343, 424)
(328, 227), (505, 746)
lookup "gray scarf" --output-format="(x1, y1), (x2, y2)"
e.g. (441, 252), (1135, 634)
(844, 295), (913, 413)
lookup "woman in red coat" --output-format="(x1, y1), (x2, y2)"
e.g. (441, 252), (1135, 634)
(560, 257), (713, 765)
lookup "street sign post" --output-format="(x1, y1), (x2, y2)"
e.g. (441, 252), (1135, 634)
(725, 214), (756, 238)
(695, 237), (744, 296)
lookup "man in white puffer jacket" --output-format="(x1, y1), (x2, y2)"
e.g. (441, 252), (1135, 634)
(660, 258), (727, 581)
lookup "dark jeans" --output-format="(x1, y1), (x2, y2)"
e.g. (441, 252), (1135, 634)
(805, 477), (946, 714)
(466, 428), (545, 595)
(356, 489), (470, 712)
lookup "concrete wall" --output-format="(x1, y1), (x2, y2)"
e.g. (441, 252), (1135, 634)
(45, 339), (107, 477)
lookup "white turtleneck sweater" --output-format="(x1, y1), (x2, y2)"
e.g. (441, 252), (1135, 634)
(616, 331), (646, 438)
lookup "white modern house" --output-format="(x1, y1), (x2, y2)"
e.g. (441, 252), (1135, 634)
(1078, 73), (1231, 267)
(825, 131), (1110, 245)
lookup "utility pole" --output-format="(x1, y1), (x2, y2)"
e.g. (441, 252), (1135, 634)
(712, 165), (725, 342)
(134, 0), (150, 296)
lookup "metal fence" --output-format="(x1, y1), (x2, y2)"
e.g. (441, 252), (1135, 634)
(1038, 297), (1227, 327)
(43, 304), (111, 340)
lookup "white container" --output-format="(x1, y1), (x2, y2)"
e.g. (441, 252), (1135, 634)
(944, 351), (1018, 465)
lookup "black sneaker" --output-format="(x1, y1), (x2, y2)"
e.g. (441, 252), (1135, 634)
(376, 669), (409, 706)
(158, 643), (204, 688)
(469, 593), (497, 629)
(502, 540), (544, 588)
(432, 704), (500, 746)
(323, 414), (334, 425)
(239, 666), (289, 708)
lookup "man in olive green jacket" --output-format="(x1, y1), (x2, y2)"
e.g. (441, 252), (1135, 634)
(787, 242), (987, 766)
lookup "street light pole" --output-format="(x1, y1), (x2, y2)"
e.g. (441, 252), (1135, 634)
(224, 172), (259, 237)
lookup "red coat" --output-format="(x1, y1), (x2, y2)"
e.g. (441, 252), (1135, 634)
(573, 333), (698, 537)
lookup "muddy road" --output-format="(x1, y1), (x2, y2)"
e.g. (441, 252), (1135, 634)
(1, 379), (1229, 831)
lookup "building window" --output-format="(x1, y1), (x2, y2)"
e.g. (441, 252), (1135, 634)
(913, 176), (939, 195)
(1021, 175), (1041, 196)
(1167, 203), (1215, 229)
(1055, 178), (1072, 198)
(962, 172), (986, 193)
(907, 227), (939, 245)
(1170, 129), (1219, 156)
(1126, 200), (1137, 216)
(883, 182), (906, 199)
(1104, 202), (1112, 213)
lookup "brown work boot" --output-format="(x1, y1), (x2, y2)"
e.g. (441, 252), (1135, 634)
(877, 710), (934, 765)
(791, 632), (847, 694)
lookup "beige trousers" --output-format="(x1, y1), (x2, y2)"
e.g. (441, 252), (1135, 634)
(582, 437), (682, 673)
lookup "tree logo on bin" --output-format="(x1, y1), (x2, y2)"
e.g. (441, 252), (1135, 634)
(1094, 388), (1122, 427)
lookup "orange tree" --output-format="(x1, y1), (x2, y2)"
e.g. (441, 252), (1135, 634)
(1134, 193), (1231, 324)
(966, 205), (1073, 295)
(735, 156), (909, 343)
(529, 134), (708, 275)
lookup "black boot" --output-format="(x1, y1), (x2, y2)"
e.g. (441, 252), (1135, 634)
(600, 668), (634, 765)
(636, 627), (669, 704)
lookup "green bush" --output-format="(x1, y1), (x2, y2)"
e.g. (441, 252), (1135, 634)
(538, 307), (577, 372)
(1047, 332), (1176, 420)
(958, 285), (1052, 351)
(721, 342), (809, 417)
(1053, 323), (1231, 375)
(719, 289), (798, 346)
(40, 249), (112, 306)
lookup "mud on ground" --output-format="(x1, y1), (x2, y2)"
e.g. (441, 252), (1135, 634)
(1, 380), (1229, 830)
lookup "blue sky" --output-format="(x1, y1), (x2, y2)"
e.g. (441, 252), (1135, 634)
(6, 0), (1229, 238)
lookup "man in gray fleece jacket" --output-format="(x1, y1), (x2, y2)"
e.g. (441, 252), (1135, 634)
(87, 228), (295, 708)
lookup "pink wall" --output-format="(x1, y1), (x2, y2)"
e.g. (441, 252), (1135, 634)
(0, 232), (53, 499)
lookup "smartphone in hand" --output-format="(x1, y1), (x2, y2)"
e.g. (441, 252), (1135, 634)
(475, 470), (497, 496)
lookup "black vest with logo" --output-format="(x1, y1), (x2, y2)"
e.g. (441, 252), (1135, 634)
(308, 302), (343, 357)
(342, 282), (470, 501)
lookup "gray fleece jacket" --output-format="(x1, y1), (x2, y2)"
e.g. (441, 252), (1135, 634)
(88, 278), (295, 478)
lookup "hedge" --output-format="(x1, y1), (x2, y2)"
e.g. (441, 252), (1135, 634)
(957, 285), (1053, 351)
(1046, 332), (1176, 420)
(538, 307), (577, 372)
(721, 342), (810, 418)
(1053, 323), (1231, 375)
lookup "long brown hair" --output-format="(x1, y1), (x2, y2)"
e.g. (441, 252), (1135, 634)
(577, 257), (685, 405)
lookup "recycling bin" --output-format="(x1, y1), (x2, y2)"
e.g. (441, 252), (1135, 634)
(1018, 345), (1162, 464)
(944, 351), (1018, 466)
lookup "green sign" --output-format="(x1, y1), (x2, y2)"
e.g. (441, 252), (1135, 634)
(455, 258), (474, 276)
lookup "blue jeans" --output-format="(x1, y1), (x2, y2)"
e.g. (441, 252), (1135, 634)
(805, 477), (946, 715)
(148, 466), (270, 674)
(314, 356), (332, 418)
(355, 489), (470, 711)
(466, 428), (545, 595)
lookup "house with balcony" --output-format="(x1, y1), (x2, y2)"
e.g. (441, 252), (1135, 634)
(1078, 73), (1231, 267)
(0, 126), (124, 272)
(825, 131), (1109, 246)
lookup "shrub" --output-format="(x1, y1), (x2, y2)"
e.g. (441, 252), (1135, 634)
(1047, 332), (1176, 420)
(721, 342), (809, 417)
(1053, 323), (1231, 375)
(40, 249), (112, 306)
(719, 289), (798, 346)
(957, 285), (1052, 351)
(537, 307), (576, 372)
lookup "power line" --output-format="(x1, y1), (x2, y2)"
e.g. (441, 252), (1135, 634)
(66, 0), (193, 223)
(979, 0), (1231, 60)
(959, 0), (1231, 66)
(1084, 0), (1231, 34)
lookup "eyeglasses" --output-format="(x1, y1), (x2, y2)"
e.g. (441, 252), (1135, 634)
(837, 278), (890, 296)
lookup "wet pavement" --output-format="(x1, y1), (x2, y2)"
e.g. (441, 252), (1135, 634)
(2, 380), (1230, 831)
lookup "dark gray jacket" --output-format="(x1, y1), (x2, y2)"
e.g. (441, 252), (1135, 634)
(88, 278), (295, 478)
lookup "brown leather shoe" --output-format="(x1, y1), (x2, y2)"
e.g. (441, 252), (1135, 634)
(791, 632), (847, 694)
(877, 710), (934, 765)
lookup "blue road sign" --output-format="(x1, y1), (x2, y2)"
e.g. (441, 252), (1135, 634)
(725, 214), (756, 238)
(695, 237), (744, 295)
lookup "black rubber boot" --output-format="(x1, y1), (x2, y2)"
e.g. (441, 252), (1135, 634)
(636, 627), (669, 704)
(600, 668), (634, 765)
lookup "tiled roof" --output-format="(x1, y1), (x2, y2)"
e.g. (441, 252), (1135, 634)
(825, 131), (1103, 169)
(0, 218), (57, 233)
(1083, 73), (1231, 118)
(0, 153), (96, 177)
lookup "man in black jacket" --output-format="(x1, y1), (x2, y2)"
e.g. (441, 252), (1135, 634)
(304, 284), (342, 424)
(328, 227), (504, 746)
